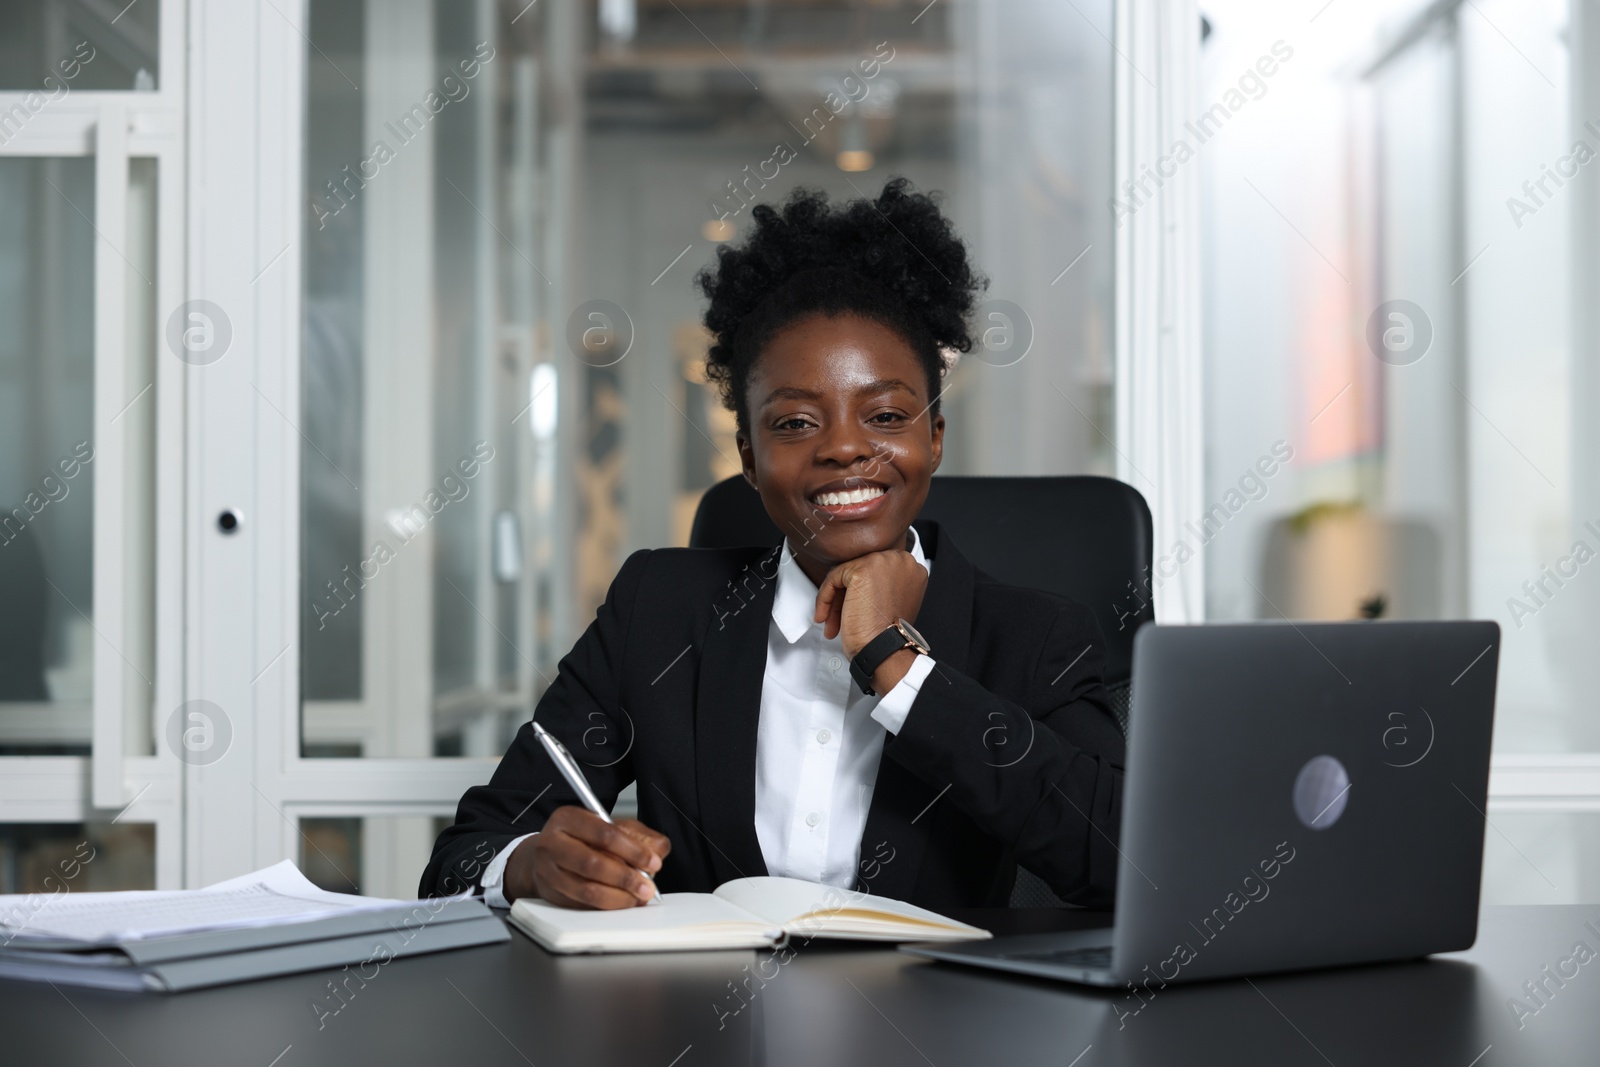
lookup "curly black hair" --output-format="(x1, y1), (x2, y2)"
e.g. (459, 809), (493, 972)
(696, 177), (985, 435)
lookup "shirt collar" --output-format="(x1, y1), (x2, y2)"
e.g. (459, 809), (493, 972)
(771, 525), (930, 645)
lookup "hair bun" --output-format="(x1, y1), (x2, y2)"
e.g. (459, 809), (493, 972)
(696, 177), (985, 431)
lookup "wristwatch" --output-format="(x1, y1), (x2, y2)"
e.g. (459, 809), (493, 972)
(850, 618), (932, 696)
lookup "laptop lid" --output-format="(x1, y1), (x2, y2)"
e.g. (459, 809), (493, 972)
(1111, 620), (1499, 984)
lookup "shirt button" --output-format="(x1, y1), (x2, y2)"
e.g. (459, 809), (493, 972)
(805, 811), (821, 827)
(828, 656), (843, 671)
(817, 729), (831, 745)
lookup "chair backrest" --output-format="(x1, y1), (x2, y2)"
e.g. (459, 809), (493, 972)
(688, 474), (1154, 686)
(691, 474), (1153, 909)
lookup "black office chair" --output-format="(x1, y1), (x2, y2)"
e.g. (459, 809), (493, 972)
(688, 474), (1155, 907)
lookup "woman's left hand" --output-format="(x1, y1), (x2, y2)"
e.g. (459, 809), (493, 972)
(813, 549), (928, 661)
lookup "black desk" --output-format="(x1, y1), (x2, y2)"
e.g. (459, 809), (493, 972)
(5, 906), (1598, 1066)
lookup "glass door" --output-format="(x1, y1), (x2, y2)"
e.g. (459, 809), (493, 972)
(189, 0), (532, 897)
(292, 0), (541, 897)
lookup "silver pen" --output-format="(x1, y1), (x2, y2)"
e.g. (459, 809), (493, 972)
(531, 720), (661, 905)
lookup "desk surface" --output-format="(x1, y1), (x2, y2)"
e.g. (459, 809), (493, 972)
(4, 905), (1598, 1066)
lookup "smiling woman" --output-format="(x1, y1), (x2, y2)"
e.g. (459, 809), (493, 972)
(424, 178), (1126, 916)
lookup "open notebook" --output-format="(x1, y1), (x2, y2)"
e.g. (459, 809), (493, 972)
(508, 876), (991, 954)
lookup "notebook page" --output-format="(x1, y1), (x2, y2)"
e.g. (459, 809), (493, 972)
(512, 893), (766, 936)
(713, 877), (988, 937)
(0, 860), (414, 945)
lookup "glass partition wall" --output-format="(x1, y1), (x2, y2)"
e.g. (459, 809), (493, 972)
(1200, 0), (1600, 901)
(288, 0), (1115, 896)
(8, 0), (1598, 904)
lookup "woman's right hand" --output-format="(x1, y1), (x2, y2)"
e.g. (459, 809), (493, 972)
(503, 805), (670, 909)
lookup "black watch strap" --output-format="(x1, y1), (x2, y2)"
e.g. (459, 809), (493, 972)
(851, 626), (913, 697)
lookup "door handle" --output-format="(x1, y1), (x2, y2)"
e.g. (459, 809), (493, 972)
(91, 101), (131, 809)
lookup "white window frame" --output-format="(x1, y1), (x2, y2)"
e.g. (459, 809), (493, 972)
(0, 1), (188, 887)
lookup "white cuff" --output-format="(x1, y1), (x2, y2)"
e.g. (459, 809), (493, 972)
(480, 833), (536, 909)
(870, 655), (936, 735)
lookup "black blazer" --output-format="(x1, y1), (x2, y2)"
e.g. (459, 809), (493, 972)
(420, 521), (1125, 910)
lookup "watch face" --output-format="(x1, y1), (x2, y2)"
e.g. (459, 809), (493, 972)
(895, 618), (930, 655)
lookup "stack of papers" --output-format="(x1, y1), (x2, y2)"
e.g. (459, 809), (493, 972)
(0, 861), (508, 992)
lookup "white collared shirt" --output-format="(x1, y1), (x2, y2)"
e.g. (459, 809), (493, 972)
(752, 529), (936, 888)
(479, 531), (937, 904)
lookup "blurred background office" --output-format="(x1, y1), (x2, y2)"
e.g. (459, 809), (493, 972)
(0, 0), (1595, 906)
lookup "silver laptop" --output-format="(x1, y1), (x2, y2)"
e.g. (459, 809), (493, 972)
(901, 620), (1499, 987)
